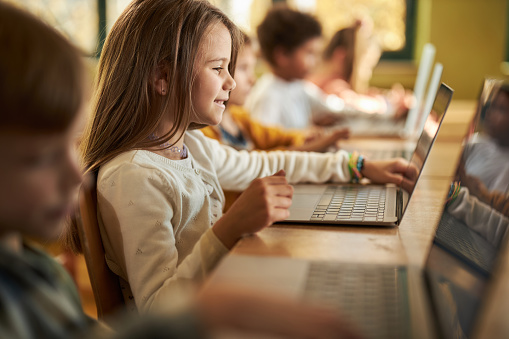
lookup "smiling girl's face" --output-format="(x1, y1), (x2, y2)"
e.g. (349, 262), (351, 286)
(191, 23), (236, 126)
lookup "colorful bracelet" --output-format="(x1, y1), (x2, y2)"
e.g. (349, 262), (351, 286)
(348, 151), (364, 183)
(445, 181), (461, 205)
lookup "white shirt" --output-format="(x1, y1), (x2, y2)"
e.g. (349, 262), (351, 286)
(245, 73), (346, 130)
(463, 133), (509, 193)
(448, 188), (509, 247)
(447, 133), (509, 247)
(97, 130), (352, 312)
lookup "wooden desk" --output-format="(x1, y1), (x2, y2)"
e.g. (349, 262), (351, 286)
(208, 100), (509, 337)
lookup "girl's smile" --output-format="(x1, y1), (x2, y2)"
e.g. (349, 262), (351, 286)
(192, 23), (236, 126)
(214, 99), (227, 109)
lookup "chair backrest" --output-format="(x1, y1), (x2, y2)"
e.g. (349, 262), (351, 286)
(75, 172), (124, 320)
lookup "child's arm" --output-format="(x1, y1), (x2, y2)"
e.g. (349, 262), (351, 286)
(231, 107), (306, 150)
(447, 187), (509, 248)
(98, 162), (228, 313)
(192, 131), (409, 190)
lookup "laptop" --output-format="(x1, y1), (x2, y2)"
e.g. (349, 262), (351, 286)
(342, 43), (437, 138)
(343, 62), (444, 160)
(282, 83), (453, 226)
(208, 85), (509, 338)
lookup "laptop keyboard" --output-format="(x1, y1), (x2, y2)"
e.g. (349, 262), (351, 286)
(435, 211), (496, 274)
(311, 185), (387, 222)
(304, 261), (411, 339)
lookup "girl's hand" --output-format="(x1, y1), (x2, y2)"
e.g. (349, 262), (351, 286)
(361, 158), (418, 192)
(213, 170), (293, 249)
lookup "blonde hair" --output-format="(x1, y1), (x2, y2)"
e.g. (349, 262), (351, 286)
(80, 0), (241, 172)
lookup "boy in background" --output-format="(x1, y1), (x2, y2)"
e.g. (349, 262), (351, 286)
(246, 5), (346, 129)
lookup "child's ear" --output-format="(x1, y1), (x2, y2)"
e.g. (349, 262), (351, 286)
(152, 63), (169, 96)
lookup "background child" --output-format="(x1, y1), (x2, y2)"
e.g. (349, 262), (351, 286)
(0, 2), (364, 338)
(245, 5), (346, 129)
(75, 0), (411, 314)
(445, 82), (509, 247)
(201, 31), (350, 152)
(308, 21), (412, 118)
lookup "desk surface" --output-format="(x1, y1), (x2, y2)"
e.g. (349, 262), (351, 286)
(208, 100), (509, 338)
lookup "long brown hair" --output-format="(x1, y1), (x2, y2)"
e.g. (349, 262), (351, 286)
(80, 0), (241, 173)
(322, 22), (361, 85)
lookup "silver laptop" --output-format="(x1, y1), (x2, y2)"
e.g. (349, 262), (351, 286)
(283, 83), (453, 226)
(344, 43), (437, 138)
(343, 62), (444, 160)
(209, 85), (509, 338)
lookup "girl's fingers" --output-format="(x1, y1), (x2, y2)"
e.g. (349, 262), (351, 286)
(269, 207), (291, 222)
(269, 184), (293, 198)
(272, 169), (286, 177)
(269, 196), (293, 209)
(261, 175), (288, 185)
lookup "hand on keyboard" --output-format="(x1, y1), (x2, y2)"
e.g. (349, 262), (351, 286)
(361, 158), (411, 186)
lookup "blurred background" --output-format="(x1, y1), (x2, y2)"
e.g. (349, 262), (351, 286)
(4, 0), (507, 99)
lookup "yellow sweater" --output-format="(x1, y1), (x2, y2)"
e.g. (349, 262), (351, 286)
(201, 105), (305, 151)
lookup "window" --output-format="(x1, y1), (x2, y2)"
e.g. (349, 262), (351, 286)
(214, 0), (415, 60)
(9, 0), (415, 60)
(6, 0), (99, 56)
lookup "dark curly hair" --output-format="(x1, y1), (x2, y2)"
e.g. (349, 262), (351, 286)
(257, 5), (322, 66)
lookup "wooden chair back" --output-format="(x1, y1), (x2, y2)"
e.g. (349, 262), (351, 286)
(75, 172), (124, 320)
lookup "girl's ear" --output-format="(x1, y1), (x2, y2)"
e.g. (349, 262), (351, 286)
(152, 63), (169, 96)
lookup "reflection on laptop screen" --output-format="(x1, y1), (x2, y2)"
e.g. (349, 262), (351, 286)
(425, 80), (509, 338)
(400, 84), (453, 204)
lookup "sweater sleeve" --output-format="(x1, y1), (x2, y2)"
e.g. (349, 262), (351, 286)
(231, 106), (305, 151)
(191, 131), (351, 191)
(97, 162), (228, 313)
(447, 187), (509, 248)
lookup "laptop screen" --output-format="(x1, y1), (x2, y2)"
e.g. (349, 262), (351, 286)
(400, 84), (453, 209)
(424, 79), (509, 338)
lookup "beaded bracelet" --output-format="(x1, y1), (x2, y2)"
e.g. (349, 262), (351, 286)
(348, 151), (364, 183)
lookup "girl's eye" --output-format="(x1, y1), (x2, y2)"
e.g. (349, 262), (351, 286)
(213, 67), (223, 74)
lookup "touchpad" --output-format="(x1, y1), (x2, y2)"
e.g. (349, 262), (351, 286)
(291, 194), (321, 208)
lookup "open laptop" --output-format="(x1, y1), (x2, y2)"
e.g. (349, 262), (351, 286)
(282, 83), (453, 226)
(343, 62), (444, 160)
(208, 85), (509, 338)
(342, 43), (437, 138)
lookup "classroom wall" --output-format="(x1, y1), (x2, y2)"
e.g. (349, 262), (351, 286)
(371, 0), (507, 100)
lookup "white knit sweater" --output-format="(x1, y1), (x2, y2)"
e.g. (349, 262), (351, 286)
(97, 130), (351, 312)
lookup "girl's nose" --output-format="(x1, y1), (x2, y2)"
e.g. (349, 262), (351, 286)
(225, 72), (236, 92)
